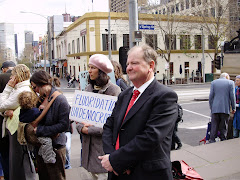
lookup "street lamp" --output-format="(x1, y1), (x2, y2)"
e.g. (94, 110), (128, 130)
(20, 11), (50, 72)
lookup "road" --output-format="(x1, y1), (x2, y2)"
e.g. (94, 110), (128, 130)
(61, 83), (212, 168)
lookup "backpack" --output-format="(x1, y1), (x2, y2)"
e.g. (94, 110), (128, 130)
(177, 104), (183, 123)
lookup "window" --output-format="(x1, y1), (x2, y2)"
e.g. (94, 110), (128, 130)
(165, 34), (176, 50)
(191, 0), (195, 7)
(145, 34), (158, 50)
(72, 40), (75, 54)
(171, 5), (175, 13)
(181, 1), (184, 10)
(169, 62), (174, 78)
(211, 7), (215, 17)
(123, 34), (129, 47)
(176, 3), (179, 12)
(68, 43), (71, 54)
(159, 10), (162, 14)
(208, 35), (216, 49)
(218, 5), (222, 17)
(102, 34), (117, 51)
(180, 35), (191, 49)
(163, 8), (166, 14)
(184, 62), (189, 78)
(77, 38), (80, 53)
(82, 36), (86, 52)
(194, 35), (202, 49)
(186, 0), (190, 9)
(204, 9), (208, 17)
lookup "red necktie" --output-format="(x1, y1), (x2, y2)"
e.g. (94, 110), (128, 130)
(115, 90), (140, 150)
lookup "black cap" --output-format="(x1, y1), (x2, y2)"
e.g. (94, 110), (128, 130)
(1, 61), (16, 70)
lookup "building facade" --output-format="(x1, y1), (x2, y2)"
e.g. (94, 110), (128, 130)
(55, 12), (220, 82)
(0, 23), (15, 62)
(109, 0), (148, 12)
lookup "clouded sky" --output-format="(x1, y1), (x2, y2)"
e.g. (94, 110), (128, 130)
(0, 0), (108, 53)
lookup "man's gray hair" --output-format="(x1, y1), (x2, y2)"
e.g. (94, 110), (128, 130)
(220, 72), (230, 79)
(128, 44), (158, 71)
(236, 75), (240, 79)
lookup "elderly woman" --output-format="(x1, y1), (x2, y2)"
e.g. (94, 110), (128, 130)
(233, 75), (240, 138)
(30, 70), (70, 180)
(0, 64), (36, 180)
(76, 54), (121, 180)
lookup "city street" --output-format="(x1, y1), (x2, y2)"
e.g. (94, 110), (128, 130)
(60, 82), (212, 168)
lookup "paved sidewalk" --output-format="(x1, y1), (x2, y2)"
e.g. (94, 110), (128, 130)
(66, 137), (240, 180)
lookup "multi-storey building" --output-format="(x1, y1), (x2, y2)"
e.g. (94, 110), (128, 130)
(55, 12), (221, 82)
(150, 0), (240, 40)
(109, 0), (148, 12)
(0, 23), (15, 62)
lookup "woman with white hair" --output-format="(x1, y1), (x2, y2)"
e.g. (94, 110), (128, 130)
(0, 64), (36, 180)
(233, 75), (240, 138)
(76, 54), (121, 180)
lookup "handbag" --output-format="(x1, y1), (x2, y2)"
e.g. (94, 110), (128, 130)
(172, 160), (203, 180)
(17, 91), (61, 146)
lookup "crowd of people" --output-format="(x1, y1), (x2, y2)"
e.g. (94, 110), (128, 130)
(0, 43), (239, 180)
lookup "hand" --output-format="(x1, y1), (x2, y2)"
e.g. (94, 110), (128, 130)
(81, 126), (88, 134)
(82, 121), (92, 127)
(124, 169), (131, 175)
(4, 110), (14, 119)
(232, 110), (236, 114)
(98, 154), (118, 175)
(8, 76), (17, 88)
(34, 127), (37, 133)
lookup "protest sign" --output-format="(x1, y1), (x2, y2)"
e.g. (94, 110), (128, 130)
(69, 90), (117, 128)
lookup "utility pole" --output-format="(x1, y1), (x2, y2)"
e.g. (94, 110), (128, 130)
(201, 27), (205, 83)
(108, 9), (111, 60)
(47, 17), (52, 75)
(129, 0), (138, 48)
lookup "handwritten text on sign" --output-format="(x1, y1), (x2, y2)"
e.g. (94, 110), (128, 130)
(70, 90), (117, 128)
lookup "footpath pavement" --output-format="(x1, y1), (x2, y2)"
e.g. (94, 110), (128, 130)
(59, 78), (240, 180)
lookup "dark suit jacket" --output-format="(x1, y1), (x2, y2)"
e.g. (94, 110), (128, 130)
(102, 79), (178, 180)
(0, 70), (12, 93)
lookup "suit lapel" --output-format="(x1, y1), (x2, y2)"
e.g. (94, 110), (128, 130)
(121, 80), (156, 127)
(116, 89), (133, 132)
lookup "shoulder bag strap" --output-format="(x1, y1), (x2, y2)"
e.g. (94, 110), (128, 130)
(31, 91), (61, 128)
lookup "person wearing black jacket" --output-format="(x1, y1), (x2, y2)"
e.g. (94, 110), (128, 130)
(0, 60), (16, 180)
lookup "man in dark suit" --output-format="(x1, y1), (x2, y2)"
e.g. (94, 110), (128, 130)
(99, 45), (178, 180)
(0, 60), (16, 180)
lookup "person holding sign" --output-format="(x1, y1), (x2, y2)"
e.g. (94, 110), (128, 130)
(99, 45), (178, 180)
(76, 54), (120, 180)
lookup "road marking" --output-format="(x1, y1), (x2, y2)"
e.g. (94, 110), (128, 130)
(180, 101), (209, 105)
(183, 109), (211, 119)
(185, 125), (208, 129)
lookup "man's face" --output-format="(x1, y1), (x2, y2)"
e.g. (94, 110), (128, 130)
(2, 67), (8, 73)
(235, 78), (240, 86)
(126, 48), (152, 87)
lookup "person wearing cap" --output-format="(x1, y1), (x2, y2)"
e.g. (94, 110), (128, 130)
(233, 75), (240, 138)
(76, 54), (120, 180)
(0, 60), (16, 93)
(0, 60), (16, 180)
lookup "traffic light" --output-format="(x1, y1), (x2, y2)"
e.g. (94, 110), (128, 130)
(119, 46), (129, 74)
(214, 56), (221, 70)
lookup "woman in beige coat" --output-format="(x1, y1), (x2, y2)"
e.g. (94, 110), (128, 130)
(76, 54), (121, 180)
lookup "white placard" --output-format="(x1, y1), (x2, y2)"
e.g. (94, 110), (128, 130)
(69, 90), (117, 128)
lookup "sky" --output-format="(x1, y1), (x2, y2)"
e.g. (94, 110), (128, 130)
(0, 0), (108, 54)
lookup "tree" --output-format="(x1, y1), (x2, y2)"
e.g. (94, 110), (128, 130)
(187, 0), (240, 67)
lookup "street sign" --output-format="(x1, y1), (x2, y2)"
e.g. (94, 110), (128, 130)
(139, 24), (154, 30)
